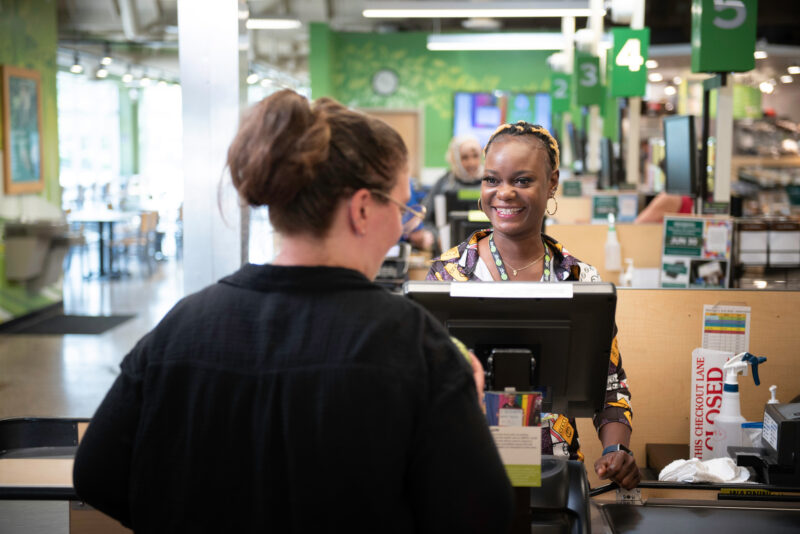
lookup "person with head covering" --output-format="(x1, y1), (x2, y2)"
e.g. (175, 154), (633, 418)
(73, 90), (514, 532)
(427, 121), (641, 491)
(419, 135), (484, 251)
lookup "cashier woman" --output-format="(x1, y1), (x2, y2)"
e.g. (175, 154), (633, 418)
(73, 91), (514, 531)
(428, 121), (641, 490)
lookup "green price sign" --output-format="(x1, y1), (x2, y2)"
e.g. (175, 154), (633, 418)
(610, 28), (650, 97)
(664, 219), (704, 256)
(550, 72), (571, 113)
(575, 54), (603, 106)
(592, 195), (618, 222)
(691, 0), (757, 73)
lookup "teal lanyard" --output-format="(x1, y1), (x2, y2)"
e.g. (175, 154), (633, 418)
(488, 233), (552, 281)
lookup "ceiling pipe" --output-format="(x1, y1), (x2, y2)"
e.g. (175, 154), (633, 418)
(119, 0), (144, 40)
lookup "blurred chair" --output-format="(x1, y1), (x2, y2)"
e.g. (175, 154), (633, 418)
(111, 210), (160, 277)
(62, 209), (92, 278)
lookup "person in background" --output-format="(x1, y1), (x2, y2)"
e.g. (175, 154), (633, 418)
(420, 135), (484, 250)
(634, 191), (693, 223)
(406, 178), (436, 251)
(73, 90), (514, 532)
(427, 121), (641, 490)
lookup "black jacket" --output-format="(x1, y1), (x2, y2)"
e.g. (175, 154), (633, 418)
(73, 264), (513, 533)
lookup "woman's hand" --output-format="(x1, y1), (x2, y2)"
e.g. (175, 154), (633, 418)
(468, 352), (485, 402)
(594, 451), (640, 490)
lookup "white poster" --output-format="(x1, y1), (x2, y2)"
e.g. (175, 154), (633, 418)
(701, 304), (751, 354)
(690, 348), (734, 460)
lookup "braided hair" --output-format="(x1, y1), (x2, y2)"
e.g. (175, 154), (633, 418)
(484, 121), (560, 172)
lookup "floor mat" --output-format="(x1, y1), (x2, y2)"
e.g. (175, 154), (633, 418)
(2, 314), (135, 335)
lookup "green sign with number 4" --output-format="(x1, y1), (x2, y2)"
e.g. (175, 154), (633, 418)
(574, 54), (603, 106)
(610, 28), (649, 97)
(691, 0), (757, 73)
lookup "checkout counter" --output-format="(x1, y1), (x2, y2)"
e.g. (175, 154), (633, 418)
(3, 284), (799, 533)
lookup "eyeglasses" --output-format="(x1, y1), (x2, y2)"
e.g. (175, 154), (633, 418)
(369, 189), (427, 234)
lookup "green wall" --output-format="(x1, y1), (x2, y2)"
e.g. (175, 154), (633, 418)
(0, 0), (62, 323)
(0, 0), (60, 203)
(310, 23), (554, 168)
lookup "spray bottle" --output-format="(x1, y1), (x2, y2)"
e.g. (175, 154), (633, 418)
(605, 213), (622, 272)
(709, 352), (767, 459)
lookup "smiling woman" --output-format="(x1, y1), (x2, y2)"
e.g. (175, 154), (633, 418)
(426, 120), (641, 491)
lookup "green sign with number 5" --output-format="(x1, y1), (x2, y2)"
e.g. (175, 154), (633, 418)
(574, 54), (603, 106)
(691, 0), (757, 73)
(610, 28), (649, 97)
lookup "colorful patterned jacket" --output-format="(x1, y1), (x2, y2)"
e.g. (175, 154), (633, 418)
(426, 229), (633, 461)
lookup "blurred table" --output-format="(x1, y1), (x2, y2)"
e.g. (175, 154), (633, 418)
(67, 210), (135, 278)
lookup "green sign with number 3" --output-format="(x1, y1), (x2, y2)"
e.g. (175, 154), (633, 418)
(691, 0), (757, 73)
(610, 28), (649, 97)
(574, 54), (603, 106)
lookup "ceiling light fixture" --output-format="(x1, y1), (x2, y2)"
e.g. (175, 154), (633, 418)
(788, 66), (800, 75)
(246, 17), (302, 30)
(70, 51), (83, 74)
(759, 81), (774, 94)
(648, 72), (663, 83)
(780, 75), (793, 84)
(95, 66), (109, 79)
(101, 43), (112, 65)
(645, 59), (658, 69)
(363, 1), (599, 18)
(247, 72), (260, 84)
(754, 50), (768, 59)
(122, 72), (134, 83)
(664, 85), (676, 96)
(427, 32), (566, 51)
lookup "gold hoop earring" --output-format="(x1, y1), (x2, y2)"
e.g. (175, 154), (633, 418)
(477, 198), (483, 211)
(546, 196), (558, 216)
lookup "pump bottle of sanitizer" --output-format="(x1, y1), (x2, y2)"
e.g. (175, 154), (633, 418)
(708, 352), (767, 459)
(605, 213), (622, 273)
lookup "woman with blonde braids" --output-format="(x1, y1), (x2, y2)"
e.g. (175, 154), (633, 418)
(427, 120), (640, 490)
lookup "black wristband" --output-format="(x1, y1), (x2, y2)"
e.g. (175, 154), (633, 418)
(602, 444), (633, 457)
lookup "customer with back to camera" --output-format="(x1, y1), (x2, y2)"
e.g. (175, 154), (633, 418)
(427, 121), (641, 490)
(73, 90), (514, 532)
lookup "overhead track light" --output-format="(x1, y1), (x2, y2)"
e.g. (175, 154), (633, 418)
(364, 1), (599, 18)
(101, 43), (112, 65)
(70, 51), (83, 74)
(427, 32), (566, 51)
(246, 17), (302, 30)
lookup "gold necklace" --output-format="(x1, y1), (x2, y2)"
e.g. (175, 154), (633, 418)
(504, 252), (545, 277)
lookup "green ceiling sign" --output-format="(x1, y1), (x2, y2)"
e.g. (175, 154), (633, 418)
(691, 0), (757, 73)
(550, 72), (571, 113)
(574, 54), (603, 106)
(610, 28), (649, 97)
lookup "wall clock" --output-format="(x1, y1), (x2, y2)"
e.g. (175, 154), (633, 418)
(372, 68), (399, 96)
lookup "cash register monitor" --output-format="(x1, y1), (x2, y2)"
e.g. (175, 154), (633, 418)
(663, 114), (698, 197)
(444, 188), (481, 214)
(404, 281), (617, 417)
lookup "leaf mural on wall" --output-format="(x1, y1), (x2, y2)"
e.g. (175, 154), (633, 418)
(322, 30), (551, 166)
(334, 42), (506, 121)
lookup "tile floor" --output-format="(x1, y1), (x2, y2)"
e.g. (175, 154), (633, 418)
(0, 259), (185, 420)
